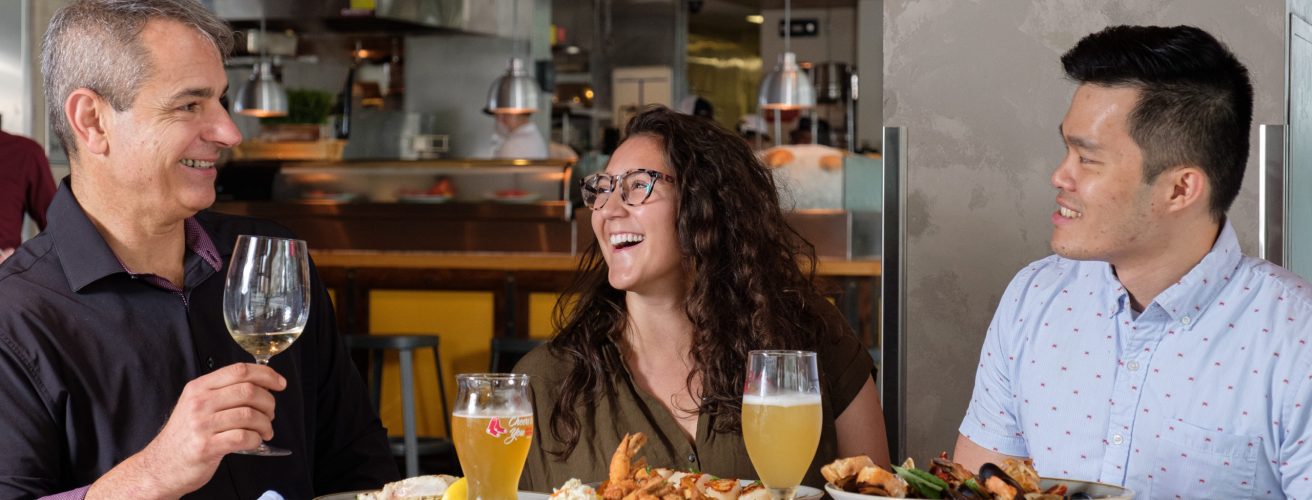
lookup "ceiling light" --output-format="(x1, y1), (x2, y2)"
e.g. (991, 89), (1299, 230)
(486, 0), (538, 115)
(233, 18), (287, 117)
(746, 15), (764, 24)
(758, 0), (815, 111)
(485, 57), (539, 115)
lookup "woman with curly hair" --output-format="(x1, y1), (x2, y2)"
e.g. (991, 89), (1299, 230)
(516, 106), (889, 491)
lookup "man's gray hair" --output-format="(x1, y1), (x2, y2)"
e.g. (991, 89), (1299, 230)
(42, 0), (234, 157)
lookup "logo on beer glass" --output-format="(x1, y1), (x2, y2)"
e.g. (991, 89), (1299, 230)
(486, 417), (508, 438)
(485, 416), (533, 444)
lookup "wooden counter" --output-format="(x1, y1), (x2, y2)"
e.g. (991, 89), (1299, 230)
(311, 250), (881, 276)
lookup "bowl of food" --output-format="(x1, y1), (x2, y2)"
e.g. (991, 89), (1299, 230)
(821, 454), (1132, 499)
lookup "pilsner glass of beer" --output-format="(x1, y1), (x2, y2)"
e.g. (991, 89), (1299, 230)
(453, 373), (534, 500)
(742, 350), (822, 500)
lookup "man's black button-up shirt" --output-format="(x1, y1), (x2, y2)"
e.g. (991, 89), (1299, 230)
(0, 182), (399, 498)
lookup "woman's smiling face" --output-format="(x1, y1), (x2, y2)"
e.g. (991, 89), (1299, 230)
(591, 135), (685, 296)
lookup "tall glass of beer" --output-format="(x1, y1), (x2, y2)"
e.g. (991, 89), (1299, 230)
(742, 350), (822, 500)
(453, 373), (534, 500)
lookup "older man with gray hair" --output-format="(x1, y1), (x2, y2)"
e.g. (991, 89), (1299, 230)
(0, 1), (398, 498)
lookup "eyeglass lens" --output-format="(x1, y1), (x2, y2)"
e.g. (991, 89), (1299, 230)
(584, 171), (659, 209)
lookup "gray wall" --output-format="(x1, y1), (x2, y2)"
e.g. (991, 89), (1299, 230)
(884, 0), (1286, 463)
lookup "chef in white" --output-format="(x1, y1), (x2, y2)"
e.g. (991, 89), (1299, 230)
(483, 111), (548, 159)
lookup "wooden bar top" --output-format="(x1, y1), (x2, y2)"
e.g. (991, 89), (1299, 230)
(311, 250), (881, 277)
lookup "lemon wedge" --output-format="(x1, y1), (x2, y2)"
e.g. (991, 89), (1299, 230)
(442, 477), (467, 500)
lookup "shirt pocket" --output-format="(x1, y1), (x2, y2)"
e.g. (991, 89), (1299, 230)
(1148, 419), (1260, 499)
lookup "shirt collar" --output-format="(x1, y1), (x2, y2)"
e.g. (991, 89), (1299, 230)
(47, 178), (223, 292)
(1100, 221), (1242, 325)
(1150, 220), (1243, 324)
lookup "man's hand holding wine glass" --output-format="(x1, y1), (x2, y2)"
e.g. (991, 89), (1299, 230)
(89, 363), (287, 499)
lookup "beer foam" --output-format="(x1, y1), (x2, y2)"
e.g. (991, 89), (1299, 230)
(452, 410), (534, 419)
(742, 394), (822, 406)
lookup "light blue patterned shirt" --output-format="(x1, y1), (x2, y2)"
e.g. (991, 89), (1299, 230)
(960, 222), (1312, 499)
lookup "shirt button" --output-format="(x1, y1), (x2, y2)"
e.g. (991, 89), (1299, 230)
(1112, 434), (1125, 445)
(1181, 315), (1192, 325)
(206, 356), (215, 369)
(686, 452), (696, 463)
(1126, 361), (1140, 372)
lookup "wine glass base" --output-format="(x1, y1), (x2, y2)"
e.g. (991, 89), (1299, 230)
(766, 486), (798, 500)
(234, 442), (292, 456)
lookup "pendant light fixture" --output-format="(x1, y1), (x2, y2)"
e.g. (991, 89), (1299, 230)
(758, 0), (815, 111)
(233, 17), (288, 118)
(485, 0), (538, 115)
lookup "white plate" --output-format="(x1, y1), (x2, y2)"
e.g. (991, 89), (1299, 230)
(300, 192), (359, 203)
(824, 477), (1133, 500)
(587, 479), (821, 500)
(315, 490), (546, 500)
(485, 192), (541, 204)
(397, 194), (453, 204)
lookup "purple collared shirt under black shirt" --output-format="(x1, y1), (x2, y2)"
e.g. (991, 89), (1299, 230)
(0, 181), (398, 499)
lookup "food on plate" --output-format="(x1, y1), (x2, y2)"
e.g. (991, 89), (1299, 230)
(821, 455), (875, 491)
(356, 475), (460, 500)
(496, 188), (531, 198)
(428, 177), (456, 197)
(822, 453), (1094, 499)
(551, 478), (599, 500)
(586, 432), (782, 500)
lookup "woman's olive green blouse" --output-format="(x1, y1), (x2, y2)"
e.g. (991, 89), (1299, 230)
(515, 314), (875, 493)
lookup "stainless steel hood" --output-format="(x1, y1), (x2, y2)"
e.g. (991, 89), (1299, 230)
(211, 0), (526, 37)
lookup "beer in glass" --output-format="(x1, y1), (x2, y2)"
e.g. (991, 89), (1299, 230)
(742, 351), (821, 500)
(453, 373), (534, 500)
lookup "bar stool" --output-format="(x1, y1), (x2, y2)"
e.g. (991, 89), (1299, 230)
(489, 337), (545, 373)
(344, 334), (454, 478)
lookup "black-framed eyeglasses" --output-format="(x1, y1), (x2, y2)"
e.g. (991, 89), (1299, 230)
(579, 169), (676, 210)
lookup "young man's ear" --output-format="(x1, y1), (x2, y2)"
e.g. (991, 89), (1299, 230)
(1163, 165), (1208, 214)
(65, 88), (111, 156)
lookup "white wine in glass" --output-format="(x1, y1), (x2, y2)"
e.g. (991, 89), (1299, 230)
(742, 350), (822, 500)
(223, 234), (311, 457)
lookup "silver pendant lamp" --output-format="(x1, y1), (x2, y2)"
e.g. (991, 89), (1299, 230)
(233, 17), (288, 117)
(485, 0), (538, 115)
(758, 0), (815, 111)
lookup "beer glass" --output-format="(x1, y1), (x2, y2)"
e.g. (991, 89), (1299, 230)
(742, 350), (822, 500)
(453, 374), (534, 500)
(223, 235), (311, 456)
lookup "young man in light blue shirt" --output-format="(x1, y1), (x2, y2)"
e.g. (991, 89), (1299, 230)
(955, 25), (1312, 499)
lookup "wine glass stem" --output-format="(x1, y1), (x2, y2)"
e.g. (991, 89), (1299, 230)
(767, 486), (798, 500)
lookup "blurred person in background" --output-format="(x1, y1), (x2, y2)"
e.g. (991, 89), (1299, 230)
(0, 128), (55, 265)
(483, 111), (548, 159)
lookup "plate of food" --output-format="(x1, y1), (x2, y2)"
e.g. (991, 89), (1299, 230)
(300, 190), (359, 203)
(581, 433), (823, 500)
(821, 453), (1132, 500)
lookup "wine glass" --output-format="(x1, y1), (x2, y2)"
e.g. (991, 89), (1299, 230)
(742, 350), (822, 500)
(222, 234), (311, 456)
(452, 374), (534, 500)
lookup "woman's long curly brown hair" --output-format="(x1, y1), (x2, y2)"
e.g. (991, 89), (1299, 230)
(546, 105), (836, 458)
